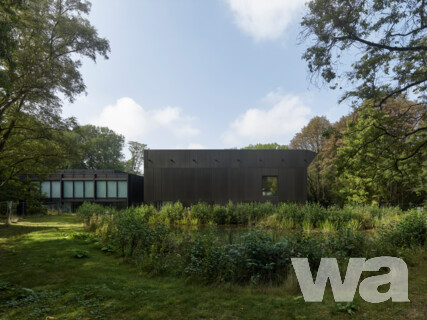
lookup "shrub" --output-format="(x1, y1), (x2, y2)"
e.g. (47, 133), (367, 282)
(190, 202), (213, 224)
(135, 204), (157, 222)
(159, 202), (184, 223)
(76, 202), (106, 221)
(225, 201), (237, 224)
(379, 210), (427, 248)
(325, 228), (367, 259)
(184, 230), (223, 282)
(301, 202), (327, 226)
(212, 205), (228, 225)
(277, 202), (302, 224)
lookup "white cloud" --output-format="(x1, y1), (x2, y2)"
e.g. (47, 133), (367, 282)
(93, 97), (199, 144)
(222, 89), (311, 147)
(225, 0), (306, 41)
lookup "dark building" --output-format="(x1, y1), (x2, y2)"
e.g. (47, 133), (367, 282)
(144, 149), (316, 207)
(38, 169), (144, 212)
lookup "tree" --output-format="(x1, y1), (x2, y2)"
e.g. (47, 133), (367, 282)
(0, 112), (77, 188)
(125, 141), (147, 175)
(242, 143), (288, 150)
(300, 0), (427, 205)
(337, 100), (426, 205)
(0, 0), (22, 91)
(66, 125), (125, 171)
(0, 0), (110, 181)
(301, 0), (426, 105)
(290, 116), (331, 203)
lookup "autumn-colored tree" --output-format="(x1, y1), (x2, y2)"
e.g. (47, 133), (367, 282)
(290, 116), (331, 203)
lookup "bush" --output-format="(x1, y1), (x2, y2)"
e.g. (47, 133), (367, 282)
(212, 205), (228, 225)
(379, 210), (427, 249)
(76, 202), (106, 221)
(190, 202), (212, 224)
(159, 201), (184, 223)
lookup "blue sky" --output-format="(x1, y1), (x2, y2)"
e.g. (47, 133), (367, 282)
(62, 0), (352, 152)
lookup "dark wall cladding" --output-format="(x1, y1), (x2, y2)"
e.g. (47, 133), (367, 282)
(144, 150), (316, 205)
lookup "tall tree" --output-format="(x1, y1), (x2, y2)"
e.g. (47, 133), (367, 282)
(125, 141), (147, 175)
(290, 116), (331, 203)
(66, 125), (125, 171)
(0, 0), (110, 182)
(337, 99), (426, 205)
(301, 0), (426, 105)
(0, 0), (22, 91)
(0, 113), (77, 189)
(300, 0), (427, 162)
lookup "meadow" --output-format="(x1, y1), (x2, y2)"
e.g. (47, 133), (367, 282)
(0, 203), (426, 319)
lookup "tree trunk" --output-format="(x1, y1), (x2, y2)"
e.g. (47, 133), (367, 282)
(6, 201), (12, 226)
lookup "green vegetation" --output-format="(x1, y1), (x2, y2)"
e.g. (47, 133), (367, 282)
(0, 1), (425, 317)
(77, 201), (411, 231)
(1, 214), (426, 319)
(75, 202), (426, 285)
(297, 0), (427, 206)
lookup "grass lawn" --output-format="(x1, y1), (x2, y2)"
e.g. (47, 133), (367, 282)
(0, 215), (426, 320)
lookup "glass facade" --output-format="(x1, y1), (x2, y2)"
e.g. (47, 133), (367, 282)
(40, 181), (50, 198)
(96, 181), (107, 198)
(51, 181), (61, 198)
(63, 181), (73, 198)
(74, 181), (84, 198)
(107, 181), (117, 198)
(39, 180), (129, 200)
(262, 176), (278, 196)
(85, 181), (94, 198)
(41, 182), (51, 198)
(118, 181), (127, 198)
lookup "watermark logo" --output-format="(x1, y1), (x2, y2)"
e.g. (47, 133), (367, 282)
(291, 257), (409, 303)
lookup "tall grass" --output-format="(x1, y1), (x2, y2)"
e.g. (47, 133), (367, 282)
(76, 202), (426, 285)
(76, 201), (410, 232)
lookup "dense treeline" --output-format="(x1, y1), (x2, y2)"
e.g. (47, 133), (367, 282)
(1, 0), (425, 209)
(289, 99), (426, 207)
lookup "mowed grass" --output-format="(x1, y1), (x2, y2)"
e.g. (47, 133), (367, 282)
(0, 215), (426, 320)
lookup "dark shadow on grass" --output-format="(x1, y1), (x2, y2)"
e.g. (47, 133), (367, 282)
(0, 224), (57, 239)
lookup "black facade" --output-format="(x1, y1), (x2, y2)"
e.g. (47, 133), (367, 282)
(144, 149), (316, 206)
(39, 169), (144, 212)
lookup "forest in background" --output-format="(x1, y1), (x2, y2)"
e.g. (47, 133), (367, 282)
(0, 0), (425, 207)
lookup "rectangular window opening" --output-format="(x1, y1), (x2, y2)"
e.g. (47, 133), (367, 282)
(262, 176), (278, 196)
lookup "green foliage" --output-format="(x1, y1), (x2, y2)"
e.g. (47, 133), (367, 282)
(66, 125), (125, 171)
(2, 215), (426, 319)
(212, 205), (228, 225)
(301, 0), (426, 104)
(0, 113), (77, 195)
(0, 0), (110, 186)
(76, 202), (107, 221)
(337, 102), (426, 206)
(190, 202), (213, 224)
(290, 116), (332, 203)
(379, 210), (427, 249)
(335, 302), (358, 316)
(159, 201), (184, 223)
(242, 143), (288, 150)
(124, 141), (147, 175)
(72, 248), (90, 259)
